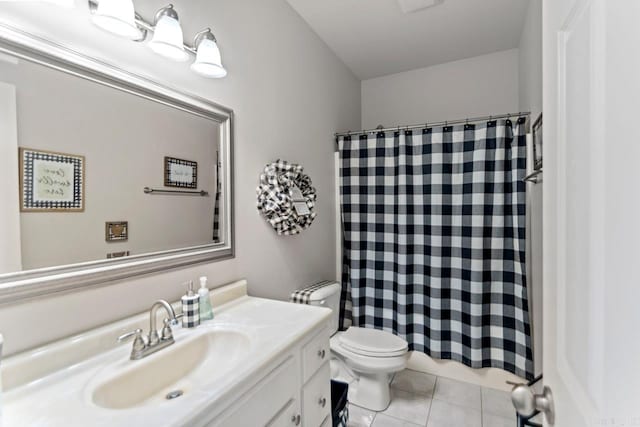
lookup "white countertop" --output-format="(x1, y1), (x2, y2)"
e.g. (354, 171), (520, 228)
(2, 283), (331, 427)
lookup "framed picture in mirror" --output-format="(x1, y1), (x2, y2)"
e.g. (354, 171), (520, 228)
(19, 148), (85, 212)
(164, 156), (198, 188)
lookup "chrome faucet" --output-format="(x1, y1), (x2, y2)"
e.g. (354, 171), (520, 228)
(117, 299), (180, 360)
(148, 299), (177, 345)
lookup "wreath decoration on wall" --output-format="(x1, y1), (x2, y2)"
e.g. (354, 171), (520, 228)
(256, 160), (317, 235)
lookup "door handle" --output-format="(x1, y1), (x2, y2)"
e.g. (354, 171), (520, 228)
(511, 383), (555, 425)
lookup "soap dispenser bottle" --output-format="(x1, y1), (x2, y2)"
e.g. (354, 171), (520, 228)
(181, 281), (200, 328)
(198, 276), (214, 321)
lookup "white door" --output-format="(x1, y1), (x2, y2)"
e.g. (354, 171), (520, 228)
(540, 0), (640, 425)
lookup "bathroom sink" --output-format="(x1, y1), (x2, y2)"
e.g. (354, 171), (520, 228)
(91, 329), (250, 409)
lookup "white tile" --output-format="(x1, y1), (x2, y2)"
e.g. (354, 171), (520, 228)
(482, 413), (514, 427)
(426, 399), (481, 427)
(391, 369), (437, 397)
(348, 403), (376, 427)
(481, 387), (516, 419)
(380, 388), (431, 425)
(372, 414), (422, 427)
(432, 377), (481, 410)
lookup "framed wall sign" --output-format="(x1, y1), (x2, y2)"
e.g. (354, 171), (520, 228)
(19, 148), (85, 212)
(164, 156), (198, 189)
(532, 113), (543, 170)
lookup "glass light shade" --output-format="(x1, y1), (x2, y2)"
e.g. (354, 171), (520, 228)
(190, 38), (227, 78)
(91, 0), (142, 40)
(148, 15), (189, 62)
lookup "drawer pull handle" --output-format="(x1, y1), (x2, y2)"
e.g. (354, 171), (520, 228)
(291, 414), (301, 425)
(317, 349), (326, 359)
(319, 397), (327, 408)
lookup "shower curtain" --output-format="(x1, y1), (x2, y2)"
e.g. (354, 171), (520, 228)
(338, 118), (533, 379)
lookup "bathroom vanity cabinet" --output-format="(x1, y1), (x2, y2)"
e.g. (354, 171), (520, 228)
(211, 327), (331, 427)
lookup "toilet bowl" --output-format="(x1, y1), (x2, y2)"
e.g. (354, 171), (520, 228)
(292, 281), (410, 411)
(330, 327), (409, 411)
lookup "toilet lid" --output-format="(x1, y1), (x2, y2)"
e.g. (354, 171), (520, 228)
(339, 327), (408, 357)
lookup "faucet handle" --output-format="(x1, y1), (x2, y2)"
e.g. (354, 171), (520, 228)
(117, 328), (143, 343)
(162, 318), (175, 341)
(117, 328), (147, 356)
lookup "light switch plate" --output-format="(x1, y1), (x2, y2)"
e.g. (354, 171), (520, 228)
(105, 221), (128, 242)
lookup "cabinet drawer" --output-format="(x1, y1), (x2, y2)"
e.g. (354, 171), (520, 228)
(302, 362), (331, 427)
(302, 328), (330, 382)
(267, 398), (301, 427)
(213, 356), (299, 427)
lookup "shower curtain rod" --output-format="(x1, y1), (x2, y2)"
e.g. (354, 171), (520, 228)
(334, 111), (531, 138)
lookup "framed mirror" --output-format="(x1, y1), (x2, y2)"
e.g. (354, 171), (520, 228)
(0, 24), (234, 304)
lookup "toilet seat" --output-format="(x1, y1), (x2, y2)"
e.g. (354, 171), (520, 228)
(330, 334), (408, 374)
(338, 327), (408, 358)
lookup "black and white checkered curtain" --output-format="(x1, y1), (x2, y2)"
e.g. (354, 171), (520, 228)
(338, 118), (533, 379)
(213, 151), (221, 242)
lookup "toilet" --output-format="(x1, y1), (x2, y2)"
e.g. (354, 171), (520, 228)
(300, 282), (409, 411)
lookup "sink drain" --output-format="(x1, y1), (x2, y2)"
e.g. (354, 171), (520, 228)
(166, 390), (184, 400)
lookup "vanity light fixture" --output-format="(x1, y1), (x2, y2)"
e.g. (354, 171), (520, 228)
(190, 29), (227, 78)
(148, 5), (189, 62)
(87, 0), (228, 77)
(90, 0), (145, 40)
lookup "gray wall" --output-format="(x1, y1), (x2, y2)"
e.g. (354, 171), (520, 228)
(1, 59), (219, 269)
(518, 0), (543, 376)
(0, 82), (21, 273)
(0, 0), (361, 356)
(519, 0), (543, 118)
(361, 49), (520, 129)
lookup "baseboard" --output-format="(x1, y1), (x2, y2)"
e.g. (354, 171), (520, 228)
(406, 351), (525, 392)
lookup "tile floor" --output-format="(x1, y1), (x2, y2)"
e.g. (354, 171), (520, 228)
(345, 369), (518, 427)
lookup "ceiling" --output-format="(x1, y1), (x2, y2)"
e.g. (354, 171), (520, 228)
(285, 0), (530, 80)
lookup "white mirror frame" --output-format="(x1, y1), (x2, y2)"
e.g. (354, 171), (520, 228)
(0, 23), (234, 305)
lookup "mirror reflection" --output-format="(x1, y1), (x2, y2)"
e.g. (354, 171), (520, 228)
(0, 54), (224, 273)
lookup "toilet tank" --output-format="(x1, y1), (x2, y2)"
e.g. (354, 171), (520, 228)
(306, 282), (342, 335)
